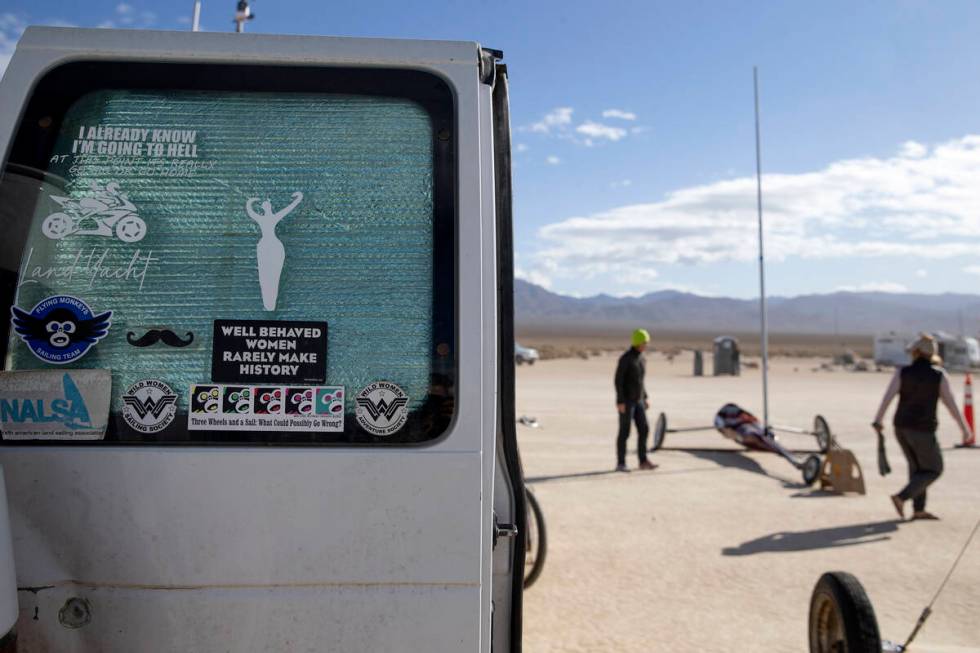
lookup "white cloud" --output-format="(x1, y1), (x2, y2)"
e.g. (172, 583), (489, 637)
(915, 268), (928, 278)
(575, 121), (627, 142)
(515, 143), (529, 153)
(602, 109), (637, 121)
(901, 140), (927, 158)
(520, 134), (980, 292)
(528, 107), (573, 134)
(610, 179), (632, 189)
(546, 155), (561, 165)
(836, 282), (908, 293)
(964, 265), (980, 276)
(116, 3), (134, 15)
(515, 266), (553, 289)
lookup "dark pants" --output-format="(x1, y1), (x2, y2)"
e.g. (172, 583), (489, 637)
(617, 401), (649, 466)
(895, 427), (944, 512)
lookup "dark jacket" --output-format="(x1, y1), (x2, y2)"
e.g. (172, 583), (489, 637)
(615, 347), (647, 404)
(894, 357), (943, 432)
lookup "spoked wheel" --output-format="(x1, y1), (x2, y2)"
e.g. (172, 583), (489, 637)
(523, 488), (547, 589)
(808, 571), (882, 653)
(814, 415), (832, 454)
(802, 454), (822, 486)
(650, 412), (667, 451)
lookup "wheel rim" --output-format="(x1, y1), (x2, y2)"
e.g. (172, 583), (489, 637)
(652, 413), (666, 450)
(803, 455), (822, 485)
(814, 415), (832, 452)
(813, 591), (846, 652)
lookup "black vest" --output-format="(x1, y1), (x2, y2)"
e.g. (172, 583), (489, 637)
(894, 358), (943, 431)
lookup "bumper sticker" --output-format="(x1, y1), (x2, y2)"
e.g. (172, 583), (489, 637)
(355, 381), (409, 436)
(188, 384), (343, 432)
(10, 295), (111, 364)
(121, 379), (178, 434)
(0, 369), (111, 440)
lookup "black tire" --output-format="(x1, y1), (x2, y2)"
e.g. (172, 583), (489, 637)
(808, 571), (882, 653)
(650, 412), (667, 451)
(802, 455), (822, 486)
(814, 415), (832, 453)
(523, 488), (547, 589)
(528, 360), (535, 366)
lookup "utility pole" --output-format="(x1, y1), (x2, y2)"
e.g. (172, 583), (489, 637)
(191, 1), (201, 31)
(753, 66), (770, 433)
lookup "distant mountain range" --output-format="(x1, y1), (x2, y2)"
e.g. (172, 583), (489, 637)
(514, 279), (980, 335)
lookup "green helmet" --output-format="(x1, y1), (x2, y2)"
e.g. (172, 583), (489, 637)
(631, 328), (650, 347)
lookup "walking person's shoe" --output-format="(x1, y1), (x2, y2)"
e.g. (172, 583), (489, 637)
(890, 494), (905, 520)
(912, 511), (940, 520)
(638, 460), (658, 471)
(615, 463), (630, 473)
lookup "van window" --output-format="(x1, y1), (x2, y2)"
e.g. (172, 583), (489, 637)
(0, 62), (456, 444)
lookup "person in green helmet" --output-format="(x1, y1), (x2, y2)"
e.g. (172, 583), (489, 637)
(614, 328), (657, 472)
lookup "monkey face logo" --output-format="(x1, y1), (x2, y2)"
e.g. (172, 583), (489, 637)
(11, 296), (111, 364)
(315, 387), (344, 416)
(254, 387), (283, 414)
(222, 387), (251, 414)
(191, 385), (220, 413)
(285, 388), (314, 415)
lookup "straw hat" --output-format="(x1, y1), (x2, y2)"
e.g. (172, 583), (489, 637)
(907, 333), (941, 364)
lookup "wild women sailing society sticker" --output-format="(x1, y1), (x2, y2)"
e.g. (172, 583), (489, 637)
(121, 379), (178, 434)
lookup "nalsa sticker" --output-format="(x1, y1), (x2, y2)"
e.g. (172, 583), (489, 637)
(121, 379), (178, 434)
(187, 384), (343, 432)
(355, 381), (409, 436)
(0, 369), (110, 440)
(11, 295), (111, 364)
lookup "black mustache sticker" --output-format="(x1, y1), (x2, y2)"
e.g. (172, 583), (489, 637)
(127, 329), (195, 348)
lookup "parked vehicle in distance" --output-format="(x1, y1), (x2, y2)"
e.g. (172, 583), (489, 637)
(516, 343), (539, 365)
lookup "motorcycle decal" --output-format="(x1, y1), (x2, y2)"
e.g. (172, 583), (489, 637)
(43, 181), (147, 243)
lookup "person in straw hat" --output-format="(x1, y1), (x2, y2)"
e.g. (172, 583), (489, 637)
(872, 333), (971, 520)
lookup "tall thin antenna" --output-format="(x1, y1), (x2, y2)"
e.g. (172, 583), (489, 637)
(192, 1), (201, 31)
(753, 66), (770, 432)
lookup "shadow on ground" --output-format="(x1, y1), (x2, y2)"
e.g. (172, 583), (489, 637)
(684, 449), (804, 488)
(722, 520), (901, 556)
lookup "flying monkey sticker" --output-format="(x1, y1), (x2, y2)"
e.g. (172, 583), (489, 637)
(355, 381), (409, 436)
(10, 295), (112, 364)
(121, 379), (178, 434)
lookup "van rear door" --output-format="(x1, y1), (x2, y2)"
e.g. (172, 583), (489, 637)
(0, 27), (521, 652)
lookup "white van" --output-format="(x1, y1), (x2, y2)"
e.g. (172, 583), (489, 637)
(0, 27), (527, 651)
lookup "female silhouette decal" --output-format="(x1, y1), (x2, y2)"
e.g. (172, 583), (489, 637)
(245, 191), (304, 310)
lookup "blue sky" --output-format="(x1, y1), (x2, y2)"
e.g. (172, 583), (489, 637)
(4, 1), (980, 298)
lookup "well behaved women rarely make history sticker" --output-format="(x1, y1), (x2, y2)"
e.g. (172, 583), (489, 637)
(211, 319), (327, 385)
